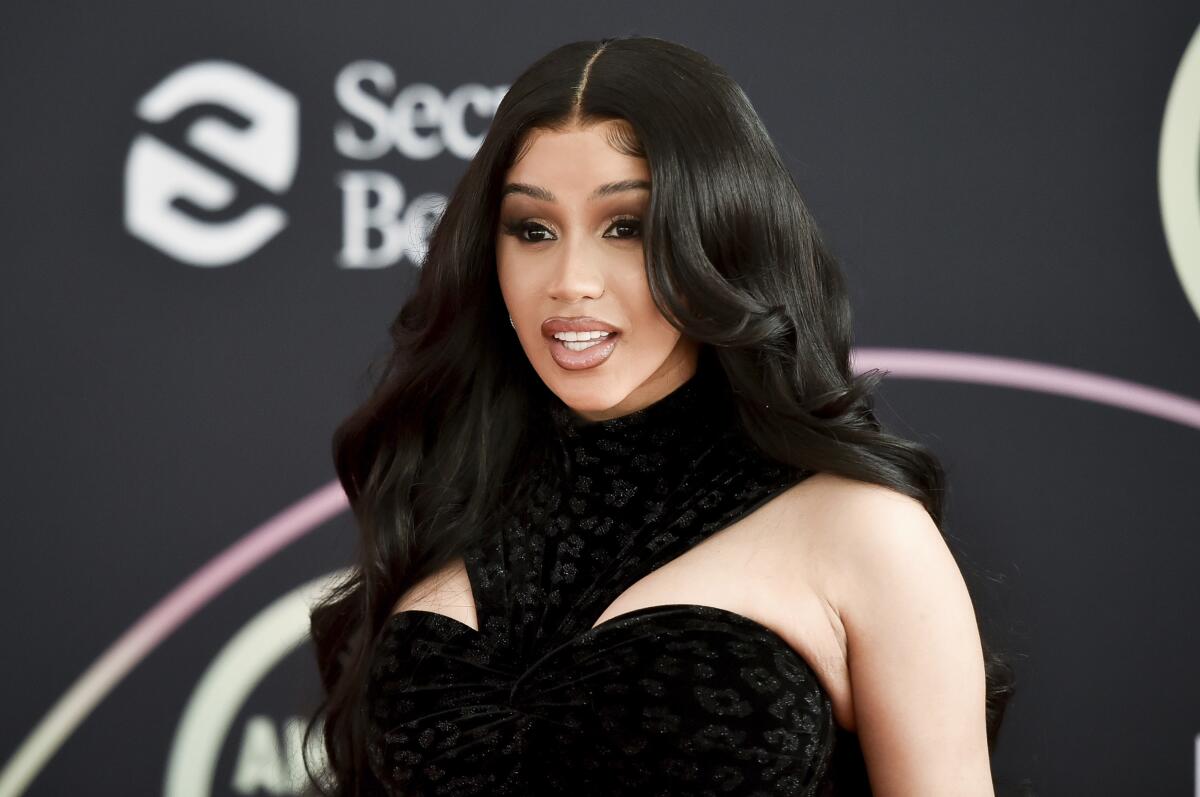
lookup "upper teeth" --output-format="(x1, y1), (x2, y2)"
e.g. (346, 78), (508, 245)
(553, 330), (611, 341)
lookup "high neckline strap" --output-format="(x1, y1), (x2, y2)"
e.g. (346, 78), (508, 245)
(547, 356), (734, 453)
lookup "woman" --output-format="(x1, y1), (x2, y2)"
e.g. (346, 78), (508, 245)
(304, 35), (1014, 796)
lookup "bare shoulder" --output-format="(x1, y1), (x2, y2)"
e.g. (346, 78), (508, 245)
(785, 473), (992, 792)
(729, 472), (939, 732)
(775, 472), (953, 610)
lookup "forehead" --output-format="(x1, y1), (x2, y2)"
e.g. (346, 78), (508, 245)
(505, 122), (649, 190)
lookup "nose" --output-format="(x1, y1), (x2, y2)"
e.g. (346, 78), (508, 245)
(546, 234), (605, 303)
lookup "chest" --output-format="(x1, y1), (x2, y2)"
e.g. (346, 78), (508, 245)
(585, 479), (855, 732)
(394, 476), (856, 733)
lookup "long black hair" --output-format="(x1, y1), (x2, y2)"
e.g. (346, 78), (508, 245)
(303, 34), (1015, 795)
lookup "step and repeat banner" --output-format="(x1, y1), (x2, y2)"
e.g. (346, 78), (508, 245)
(2, 3), (1198, 795)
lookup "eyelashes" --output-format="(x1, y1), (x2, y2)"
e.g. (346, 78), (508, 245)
(500, 215), (642, 244)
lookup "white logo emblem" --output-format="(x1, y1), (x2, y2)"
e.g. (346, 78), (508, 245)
(125, 60), (299, 266)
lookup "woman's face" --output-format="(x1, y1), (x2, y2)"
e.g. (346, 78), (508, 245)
(496, 120), (699, 422)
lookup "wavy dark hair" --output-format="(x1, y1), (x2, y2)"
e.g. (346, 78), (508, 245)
(302, 34), (1016, 795)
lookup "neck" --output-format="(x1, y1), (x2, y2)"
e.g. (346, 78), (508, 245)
(548, 356), (736, 478)
(567, 353), (700, 424)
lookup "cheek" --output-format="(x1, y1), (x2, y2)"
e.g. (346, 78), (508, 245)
(494, 244), (525, 304)
(494, 239), (510, 282)
(615, 268), (666, 325)
(642, 320), (683, 353)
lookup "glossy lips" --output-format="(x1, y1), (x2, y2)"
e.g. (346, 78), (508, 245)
(541, 316), (621, 371)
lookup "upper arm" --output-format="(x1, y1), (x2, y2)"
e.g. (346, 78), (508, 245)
(821, 483), (993, 797)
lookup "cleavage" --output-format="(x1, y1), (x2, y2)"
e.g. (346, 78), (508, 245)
(396, 512), (774, 646)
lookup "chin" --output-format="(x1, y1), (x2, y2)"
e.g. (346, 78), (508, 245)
(557, 385), (625, 412)
(543, 370), (628, 410)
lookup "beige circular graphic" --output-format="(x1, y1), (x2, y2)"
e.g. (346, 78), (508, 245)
(163, 570), (345, 797)
(1159, 23), (1200, 323)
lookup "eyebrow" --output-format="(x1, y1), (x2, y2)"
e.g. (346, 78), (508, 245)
(500, 179), (651, 203)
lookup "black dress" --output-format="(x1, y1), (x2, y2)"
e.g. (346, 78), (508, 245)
(365, 359), (870, 795)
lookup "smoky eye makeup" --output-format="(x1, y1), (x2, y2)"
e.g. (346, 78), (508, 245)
(498, 214), (643, 244)
(500, 218), (553, 243)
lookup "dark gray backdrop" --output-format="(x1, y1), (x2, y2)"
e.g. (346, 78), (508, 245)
(2, 3), (1198, 795)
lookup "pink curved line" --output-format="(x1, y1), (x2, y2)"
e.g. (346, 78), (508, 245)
(853, 348), (1200, 430)
(122, 479), (349, 660)
(0, 481), (349, 796)
(5, 347), (1200, 795)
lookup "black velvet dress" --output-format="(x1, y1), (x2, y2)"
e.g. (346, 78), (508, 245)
(364, 358), (870, 795)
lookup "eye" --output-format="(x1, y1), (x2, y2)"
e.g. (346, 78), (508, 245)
(603, 215), (642, 240)
(498, 215), (643, 245)
(501, 219), (554, 243)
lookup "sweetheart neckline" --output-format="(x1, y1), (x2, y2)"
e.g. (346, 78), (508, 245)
(383, 601), (823, 683)
(373, 602), (843, 782)
(388, 601), (782, 638)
